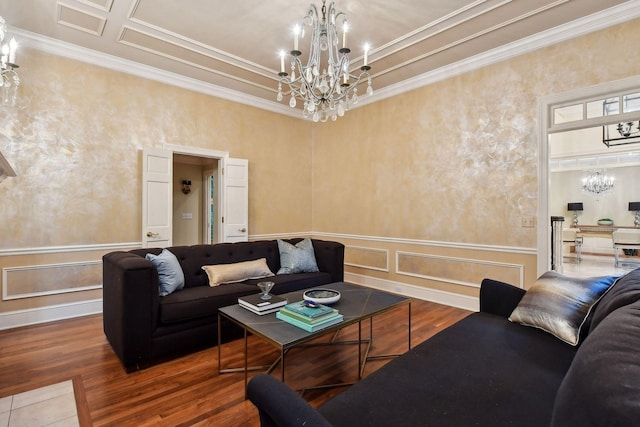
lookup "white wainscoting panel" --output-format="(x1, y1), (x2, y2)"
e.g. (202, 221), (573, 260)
(396, 251), (524, 289)
(3, 261), (103, 300)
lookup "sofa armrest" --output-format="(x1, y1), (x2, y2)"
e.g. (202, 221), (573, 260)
(311, 239), (345, 283)
(247, 374), (333, 427)
(479, 278), (526, 318)
(102, 251), (160, 371)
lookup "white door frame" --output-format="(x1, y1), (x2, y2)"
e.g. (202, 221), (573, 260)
(202, 168), (217, 244)
(537, 75), (640, 275)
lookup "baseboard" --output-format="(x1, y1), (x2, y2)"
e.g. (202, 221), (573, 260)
(345, 272), (479, 312)
(0, 299), (102, 330)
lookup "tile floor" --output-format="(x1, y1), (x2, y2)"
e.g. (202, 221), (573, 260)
(0, 380), (79, 427)
(562, 253), (639, 278)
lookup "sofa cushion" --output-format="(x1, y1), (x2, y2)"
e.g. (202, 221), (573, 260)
(145, 249), (185, 296)
(277, 238), (319, 274)
(202, 258), (274, 286)
(508, 271), (616, 345)
(319, 312), (577, 427)
(551, 299), (640, 426)
(158, 283), (257, 324)
(588, 268), (640, 333)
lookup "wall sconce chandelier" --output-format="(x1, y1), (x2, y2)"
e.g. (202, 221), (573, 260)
(582, 170), (614, 200)
(0, 16), (20, 106)
(276, 0), (373, 123)
(182, 180), (192, 195)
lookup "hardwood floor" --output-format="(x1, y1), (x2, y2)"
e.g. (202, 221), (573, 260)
(0, 299), (470, 426)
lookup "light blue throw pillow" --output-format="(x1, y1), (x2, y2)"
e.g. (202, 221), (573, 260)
(277, 238), (320, 275)
(146, 249), (185, 296)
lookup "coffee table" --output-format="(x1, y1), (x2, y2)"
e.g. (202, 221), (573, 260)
(217, 282), (411, 395)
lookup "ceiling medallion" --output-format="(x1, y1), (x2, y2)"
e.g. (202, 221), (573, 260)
(276, 0), (372, 122)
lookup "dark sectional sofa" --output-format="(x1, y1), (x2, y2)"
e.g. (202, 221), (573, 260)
(102, 238), (344, 371)
(247, 267), (640, 426)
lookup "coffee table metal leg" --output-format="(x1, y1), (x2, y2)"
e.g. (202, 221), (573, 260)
(217, 312), (222, 373)
(244, 327), (249, 398)
(281, 348), (285, 383)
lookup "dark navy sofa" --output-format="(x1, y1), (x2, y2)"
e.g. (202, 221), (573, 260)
(102, 238), (344, 372)
(247, 268), (640, 426)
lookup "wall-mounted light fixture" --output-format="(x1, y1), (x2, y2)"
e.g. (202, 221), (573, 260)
(182, 180), (192, 195)
(629, 202), (640, 227)
(0, 16), (20, 106)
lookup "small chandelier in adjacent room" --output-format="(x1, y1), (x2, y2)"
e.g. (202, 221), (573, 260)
(602, 94), (640, 147)
(0, 16), (20, 106)
(582, 170), (614, 200)
(276, 0), (373, 122)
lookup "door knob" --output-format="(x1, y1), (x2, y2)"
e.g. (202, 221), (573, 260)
(239, 228), (246, 233)
(147, 231), (159, 237)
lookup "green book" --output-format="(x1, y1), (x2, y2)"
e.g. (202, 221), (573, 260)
(279, 307), (340, 324)
(283, 301), (335, 319)
(276, 311), (343, 332)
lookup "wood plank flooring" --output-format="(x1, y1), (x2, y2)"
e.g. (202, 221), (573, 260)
(0, 299), (470, 426)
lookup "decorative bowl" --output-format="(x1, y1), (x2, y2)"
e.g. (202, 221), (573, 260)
(597, 219), (614, 226)
(303, 288), (341, 305)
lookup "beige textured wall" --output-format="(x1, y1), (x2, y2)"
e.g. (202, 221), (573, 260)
(0, 48), (312, 313)
(1, 19), (639, 319)
(313, 19), (640, 294)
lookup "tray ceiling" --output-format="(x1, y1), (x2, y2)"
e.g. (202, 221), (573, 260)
(0, 0), (636, 116)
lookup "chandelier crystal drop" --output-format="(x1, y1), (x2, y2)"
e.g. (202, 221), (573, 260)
(276, 0), (372, 122)
(582, 170), (615, 200)
(0, 16), (20, 106)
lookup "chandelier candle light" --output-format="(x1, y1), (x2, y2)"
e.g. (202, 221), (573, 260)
(0, 16), (19, 106)
(277, 0), (373, 122)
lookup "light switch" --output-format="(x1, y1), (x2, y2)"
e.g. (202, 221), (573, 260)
(182, 213), (193, 220)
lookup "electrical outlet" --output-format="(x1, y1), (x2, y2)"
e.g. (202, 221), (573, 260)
(521, 216), (536, 228)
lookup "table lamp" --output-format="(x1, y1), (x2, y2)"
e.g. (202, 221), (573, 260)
(567, 202), (583, 227)
(629, 202), (640, 227)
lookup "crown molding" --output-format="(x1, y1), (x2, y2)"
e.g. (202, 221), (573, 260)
(12, 28), (301, 120)
(11, 0), (640, 119)
(359, 0), (640, 108)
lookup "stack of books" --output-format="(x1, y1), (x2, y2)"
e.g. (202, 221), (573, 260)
(238, 294), (287, 315)
(276, 301), (343, 332)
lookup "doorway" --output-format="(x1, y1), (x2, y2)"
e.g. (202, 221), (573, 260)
(142, 146), (248, 248)
(549, 126), (640, 277)
(172, 154), (219, 246)
(538, 76), (640, 275)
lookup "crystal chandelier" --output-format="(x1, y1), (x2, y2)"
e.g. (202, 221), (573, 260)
(276, 0), (372, 122)
(582, 170), (614, 200)
(0, 16), (19, 106)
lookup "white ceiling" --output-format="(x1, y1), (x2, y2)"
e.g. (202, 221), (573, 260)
(1, 0), (638, 117)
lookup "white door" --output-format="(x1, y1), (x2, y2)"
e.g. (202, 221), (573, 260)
(222, 157), (249, 242)
(142, 147), (172, 248)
